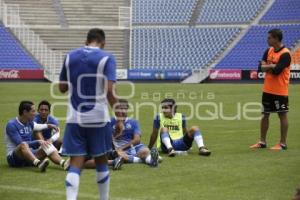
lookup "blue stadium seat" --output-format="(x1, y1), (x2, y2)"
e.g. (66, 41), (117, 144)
(216, 24), (300, 69)
(0, 24), (41, 69)
(132, 0), (197, 24)
(197, 0), (267, 24)
(260, 0), (300, 23)
(132, 27), (240, 70)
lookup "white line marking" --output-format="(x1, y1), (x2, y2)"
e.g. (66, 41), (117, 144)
(0, 185), (144, 200)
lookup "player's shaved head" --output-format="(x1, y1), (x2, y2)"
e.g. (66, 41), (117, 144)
(268, 28), (283, 42)
(86, 28), (106, 45)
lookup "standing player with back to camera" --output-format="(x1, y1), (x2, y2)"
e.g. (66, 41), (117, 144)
(59, 28), (121, 200)
(250, 29), (291, 150)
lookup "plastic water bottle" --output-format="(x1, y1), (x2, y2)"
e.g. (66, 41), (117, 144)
(174, 151), (188, 156)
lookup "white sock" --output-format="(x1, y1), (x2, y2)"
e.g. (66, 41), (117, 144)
(133, 157), (142, 163)
(96, 165), (110, 200)
(161, 132), (172, 149)
(65, 167), (81, 200)
(194, 131), (204, 148)
(60, 159), (65, 167)
(33, 159), (40, 166)
(145, 155), (151, 164)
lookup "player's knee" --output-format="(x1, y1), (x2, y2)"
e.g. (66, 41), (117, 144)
(160, 127), (169, 134)
(138, 148), (150, 158)
(262, 113), (270, 120)
(19, 142), (29, 152)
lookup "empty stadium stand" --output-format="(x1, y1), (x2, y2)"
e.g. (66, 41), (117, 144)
(132, 27), (241, 70)
(132, 0), (197, 24)
(61, 0), (129, 27)
(3, 0), (60, 26)
(216, 24), (300, 69)
(0, 24), (40, 69)
(32, 28), (128, 69)
(260, 0), (300, 23)
(197, 0), (267, 24)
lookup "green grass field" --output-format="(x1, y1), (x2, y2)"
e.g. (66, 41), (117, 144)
(0, 82), (299, 200)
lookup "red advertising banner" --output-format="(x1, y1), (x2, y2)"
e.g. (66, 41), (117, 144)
(209, 69), (242, 80)
(0, 69), (44, 80)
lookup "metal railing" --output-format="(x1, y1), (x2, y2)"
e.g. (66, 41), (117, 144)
(0, 1), (63, 81)
(119, 6), (132, 69)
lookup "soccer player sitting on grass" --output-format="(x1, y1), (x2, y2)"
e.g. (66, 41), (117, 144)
(5, 101), (69, 172)
(33, 100), (62, 150)
(111, 99), (160, 167)
(148, 98), (211, 157)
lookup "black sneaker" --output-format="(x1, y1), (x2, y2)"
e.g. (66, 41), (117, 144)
(113, 157), (124, 170)
(168, 148), (176, 157)
(199, 147), (211, 156)
(150, 148), (159, 167)
(38, 158), (49, 172)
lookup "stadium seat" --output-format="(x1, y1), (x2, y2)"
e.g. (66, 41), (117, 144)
(0, 24), (41, 69)
(216, 24), (300, 70)
(132, 27), (241, 70)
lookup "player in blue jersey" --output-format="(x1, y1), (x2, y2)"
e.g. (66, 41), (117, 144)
(59, 28), (121, 200)
(148, 98), (211, 157)
(112, 99), (159, 167)
(5, 101), (70, 172)
(33, 100), (62, 150)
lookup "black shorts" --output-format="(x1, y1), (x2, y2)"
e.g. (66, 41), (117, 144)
(262, 92), (289, 113)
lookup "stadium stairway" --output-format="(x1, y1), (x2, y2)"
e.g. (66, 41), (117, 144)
(32, 28), (128, 71)
(4, 0), (60, 27)
(61, 0), (129, 27)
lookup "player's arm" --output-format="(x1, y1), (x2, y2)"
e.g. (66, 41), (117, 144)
(117, 134), (141, 151)
(148, 115), (160, 149)
(148, 127), (159, 149)
(182, 115), (188, 134)
(33, 131), (44, 140)
(6, 124), (40, 148)
(105, 56), (118, 108)
(258, 49), (270, 72)
(270, 53), (291, 75)
(33, 122), (58, 132)
(59, 55), (69, 93)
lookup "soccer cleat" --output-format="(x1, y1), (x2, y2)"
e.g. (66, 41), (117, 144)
(199, 147), (211, 156)
(38, 158), (49, 172)
(158, 156), (163, 163)
(62, 158), (70, 171)
(113, 157), (124, 170)
(250, 142), (267, 149)
(167, 148), (176, 157)
(150, 148), (159, 167)
(270, 143), (287, 150)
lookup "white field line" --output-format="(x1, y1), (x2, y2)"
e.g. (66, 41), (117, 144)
(0, 185), (149, 200)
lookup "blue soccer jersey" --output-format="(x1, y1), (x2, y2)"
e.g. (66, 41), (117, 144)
(34, 114), (59, 140)
(5, 118), (40, 156)
(111, 118), (141, 149)
(59, 46), (116, 124)
(60, 46), (116, 157)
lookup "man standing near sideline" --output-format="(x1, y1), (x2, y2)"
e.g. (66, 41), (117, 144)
(59, 28), (120, 200)
(250, 29), (291, 150)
